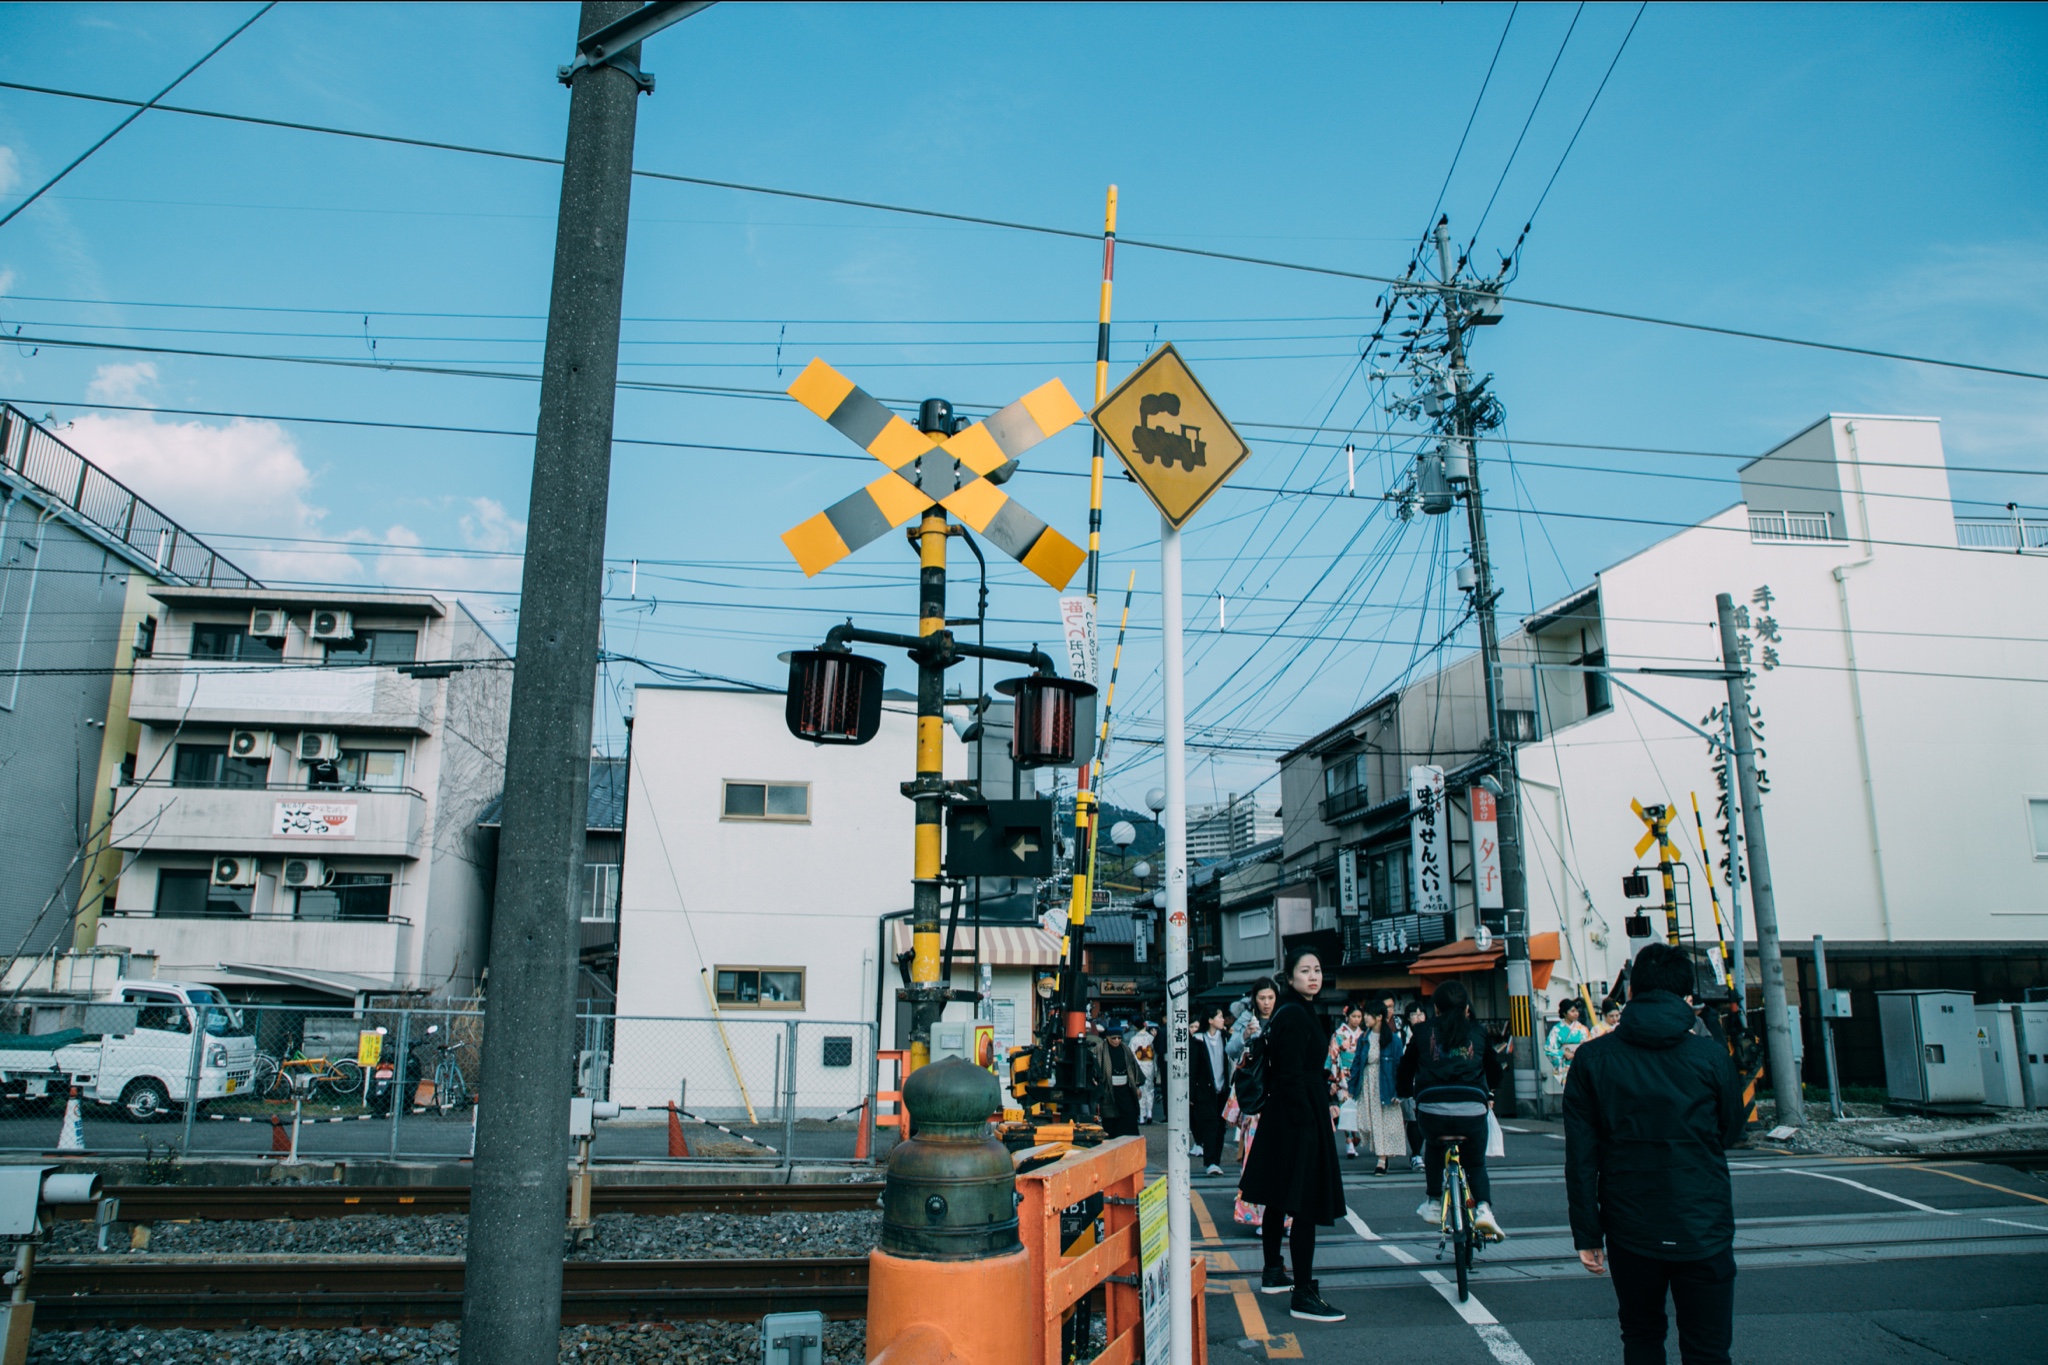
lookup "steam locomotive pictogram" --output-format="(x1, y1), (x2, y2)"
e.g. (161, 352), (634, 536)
(1131, 391), (1207, 471)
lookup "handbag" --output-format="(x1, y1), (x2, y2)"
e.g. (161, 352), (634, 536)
(1231, 1032), (1270, 1115)
(1336, 1098), (1359, 1131)
(1485, 1108), (1506, 1159)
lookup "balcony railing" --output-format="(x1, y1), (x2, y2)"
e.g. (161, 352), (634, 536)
(1957, 517), (2047, 553)
(1320, 784), (1373, 824)
(1748, 510), (1838, 543)
(0, 403), (257, 588)
(109, 781), (428, 858)
(105, 909), (412, 926)
(127, 659), (435, 731)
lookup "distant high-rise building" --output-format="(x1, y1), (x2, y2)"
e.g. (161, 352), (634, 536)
(1187, 793), (1281, 863)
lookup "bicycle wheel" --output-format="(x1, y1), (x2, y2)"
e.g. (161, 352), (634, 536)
(324, 1059), (364, 1100)
(436, 1060), (469, 1111)
(1447, 1167), (1472, 1302)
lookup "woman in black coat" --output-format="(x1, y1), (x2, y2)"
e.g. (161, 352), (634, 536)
(1189, 1005), (1231, 1173)
(1237, 945), (1347, 1324)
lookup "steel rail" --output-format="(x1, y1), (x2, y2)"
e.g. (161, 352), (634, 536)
(31, 1255), (870, 1328)
(45, 1181), (884, 1222)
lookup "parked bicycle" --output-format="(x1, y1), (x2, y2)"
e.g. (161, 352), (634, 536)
(412, 1026), (472, 1113)
(263, 1049), (364, 1103)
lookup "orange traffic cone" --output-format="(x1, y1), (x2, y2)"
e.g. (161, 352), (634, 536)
(854, 1096), (873, 1162)
(666, 1102), (691, 1158)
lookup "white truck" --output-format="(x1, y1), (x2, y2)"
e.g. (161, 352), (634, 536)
(0, 980), (257, 1122)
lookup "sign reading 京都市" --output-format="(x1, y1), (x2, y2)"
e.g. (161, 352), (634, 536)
(1469, 786), (1503, 910)
(1408, 767), (1450, 919)
(274, 801), (358, 839)
(1089, 344), (1252, 529)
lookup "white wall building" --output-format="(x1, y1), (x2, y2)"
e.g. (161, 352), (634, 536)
(612, 684), (1055, 1118)
(98, 587), (510, 1004)
(1187, 795), (1283, 863)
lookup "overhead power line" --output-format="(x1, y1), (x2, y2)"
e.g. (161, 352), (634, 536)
(1, 77), (2041, 381)
(0, 4), (274, 229)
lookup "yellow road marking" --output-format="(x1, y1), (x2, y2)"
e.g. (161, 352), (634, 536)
(1266, 1332), (1304, 1359)
(1917, 1163), (2048, 1206)
(1226, 1280), (1303, 1357)
(1190, 1188), (1221, 1242)
(1208, 1250), (1238, 1272)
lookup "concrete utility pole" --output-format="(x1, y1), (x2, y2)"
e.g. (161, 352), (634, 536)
(1159, 510), (1194, 1365)
(1715, 593), (1804, 1127)
(461, 5), (701, 1361)
(1433, 220), (1537, 1111)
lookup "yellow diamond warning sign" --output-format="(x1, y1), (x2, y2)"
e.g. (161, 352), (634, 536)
(1090, 343), (1251, 529)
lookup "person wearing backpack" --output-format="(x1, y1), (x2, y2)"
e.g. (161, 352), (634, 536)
(1236, 947), (1348, 1324)
(1395, 978), (1506, 1240)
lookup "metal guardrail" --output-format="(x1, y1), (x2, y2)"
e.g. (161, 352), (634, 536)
(0, 402), (258, 588)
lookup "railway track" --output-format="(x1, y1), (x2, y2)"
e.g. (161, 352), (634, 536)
(31, 1255), (870, 1328)
(45, 1180), (884, 1222)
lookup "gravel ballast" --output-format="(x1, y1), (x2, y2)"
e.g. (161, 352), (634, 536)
(45, 1208), (881, 1260)
(1753, 1100), (2048, 1159)
(28, 1320), (868, 1365)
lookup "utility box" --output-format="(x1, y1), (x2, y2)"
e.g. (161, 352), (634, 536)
(761, 1310), (825, 1365)
(1877, 990), (1984, 1107)
(2012, 1003), (2048, 1110)
(1975, 1005), (2024, 1108)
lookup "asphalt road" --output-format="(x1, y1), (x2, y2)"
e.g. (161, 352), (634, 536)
(1183, 1118), (2048, 1364)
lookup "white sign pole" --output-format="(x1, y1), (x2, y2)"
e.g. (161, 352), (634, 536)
(1160, 513), (1192, 1365)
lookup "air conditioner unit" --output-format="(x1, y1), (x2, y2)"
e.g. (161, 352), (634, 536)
(309, 609), (354, 641)
(212, 856), (259, 888)
(249, 607), (290, 638)
(229, 729), (273, 761)
(298, 731), (341, 762)
(281, 857), (330, 889)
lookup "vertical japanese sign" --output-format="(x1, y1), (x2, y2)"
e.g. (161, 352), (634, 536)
(1058, 594), (1100, 685)
(1138, 1174), (1171, 1365)
(1409, 766), (1451, 919)
(1336, 846), (1358, 914)
(1469, 786), (1503, 911)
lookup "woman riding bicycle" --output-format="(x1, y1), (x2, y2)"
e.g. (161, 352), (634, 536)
(1395, 979), (1506, 1240)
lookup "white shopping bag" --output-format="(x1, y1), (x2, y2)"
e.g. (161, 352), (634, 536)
(1485, 1109), (1506, 1159)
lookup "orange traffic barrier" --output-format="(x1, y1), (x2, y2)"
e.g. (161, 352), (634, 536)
(1015, 1137), (1209, 1365)
(666, 1103), (691, 1158)
(269, 1116), (291, 1155)
(854, 1097), (874, 1161)
(875, 1050), (906, 1129)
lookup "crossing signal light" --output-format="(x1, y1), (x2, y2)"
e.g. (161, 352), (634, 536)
(997, 674), (1095, 769)
(785, 650), (886, 746)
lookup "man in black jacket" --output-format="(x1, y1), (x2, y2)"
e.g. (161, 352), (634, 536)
(1564, 942), (1744, 1365)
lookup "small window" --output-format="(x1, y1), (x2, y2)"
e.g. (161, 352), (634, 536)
(172, 744), (270, 789)
(155, 868), (251, 919)
(722, 781), (811, 822)
(324, 629), (419, 665)
(334, 750), (407, 791)
(295, 872), (394, 922)
(2030, 799), (2048, 860)
(190, 624), (283, 662)
(579, 864), (620, 922)
(1236, 907), (1272, 940)
(713, 966), (805, 1010)
(1500, 709), (1540, 743)
(127, 996), (192, 1034)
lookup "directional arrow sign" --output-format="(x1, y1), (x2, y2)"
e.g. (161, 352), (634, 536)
(1090, 343), (1251, 529)
(1006, 830), (1041, 865)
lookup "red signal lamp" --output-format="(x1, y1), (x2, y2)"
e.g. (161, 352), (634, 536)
(995, 674), (1096, 769)
(785, 650), (886, 745)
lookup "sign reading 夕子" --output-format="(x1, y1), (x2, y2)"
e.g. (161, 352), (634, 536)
(1090, 344), (1251, 528)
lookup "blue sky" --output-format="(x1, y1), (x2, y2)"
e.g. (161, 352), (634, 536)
(1, 2), (2042, 806)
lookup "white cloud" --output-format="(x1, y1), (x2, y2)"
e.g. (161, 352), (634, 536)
(0, 146), (19, 196)
(86, 361), (159, 406)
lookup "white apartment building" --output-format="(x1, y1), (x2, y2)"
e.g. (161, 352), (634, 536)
(1284, 413), (2045, 1089)
(96, 587), (510, 1004)
(611, 684), (1054, 1117)
(1187, 795), (1283, 863)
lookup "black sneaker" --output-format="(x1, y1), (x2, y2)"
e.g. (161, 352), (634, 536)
(1259, 1265), (1293, 1295)
(1290, 1280), (1345, 1323)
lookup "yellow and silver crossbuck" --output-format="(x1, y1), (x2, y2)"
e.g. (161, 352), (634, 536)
(779, 359), (1089, 590)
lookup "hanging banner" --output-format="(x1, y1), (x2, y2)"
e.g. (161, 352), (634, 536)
(1409, 766), (1451, 919)
(1469, 786), (1503, 911)
(1138, 1174), (1171, 1365)
(1058, 594), (1099, 685)
(1336, 847), (1358, 914)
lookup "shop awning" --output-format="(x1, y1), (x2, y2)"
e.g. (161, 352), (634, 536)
(1408, 933), (1563, 990)
(891, 922), (1064, 967)
(1410, 938), (1503, 983)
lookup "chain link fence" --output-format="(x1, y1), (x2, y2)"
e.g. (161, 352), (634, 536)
(0, 999), (885, 1166)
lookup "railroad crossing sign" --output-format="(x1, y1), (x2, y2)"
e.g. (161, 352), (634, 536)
(780, 359), (1088, 589)
(1090, 343), (1250, 528)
